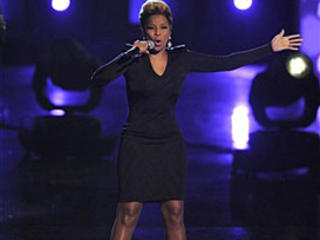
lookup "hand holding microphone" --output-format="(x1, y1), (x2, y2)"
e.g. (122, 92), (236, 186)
(133, 40), (155, 54)
(125, 40), (155, 57)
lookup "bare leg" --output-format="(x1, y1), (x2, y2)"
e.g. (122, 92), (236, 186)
(110, 201), (143, 240)
(160, 200), (187, 240)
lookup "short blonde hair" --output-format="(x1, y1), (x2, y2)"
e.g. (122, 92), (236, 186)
(139, 0), (173, 31)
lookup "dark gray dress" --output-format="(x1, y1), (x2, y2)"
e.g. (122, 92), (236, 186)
(91, 44), (273, 202)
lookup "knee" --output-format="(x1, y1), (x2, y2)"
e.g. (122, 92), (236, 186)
(163, 205), (184, 227)
(117, 204), (142, 227)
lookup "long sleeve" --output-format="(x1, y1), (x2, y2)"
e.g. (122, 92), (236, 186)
(90, 49), (138, 88)
(185, 43), (273, 73)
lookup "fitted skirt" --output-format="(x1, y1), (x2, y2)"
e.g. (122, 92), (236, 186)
(116, 134), (187, 203)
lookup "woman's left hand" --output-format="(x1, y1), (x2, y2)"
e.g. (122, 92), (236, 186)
(271, 29), (303, 52)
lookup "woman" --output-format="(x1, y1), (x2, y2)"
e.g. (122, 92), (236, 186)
(91, 1), (303, 239)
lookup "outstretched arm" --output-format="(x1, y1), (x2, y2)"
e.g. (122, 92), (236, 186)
(186, 29), (303, 73)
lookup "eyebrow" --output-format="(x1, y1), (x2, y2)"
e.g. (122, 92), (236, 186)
(147, 23), (168, 26)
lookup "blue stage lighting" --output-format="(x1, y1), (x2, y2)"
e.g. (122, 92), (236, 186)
(301, 15), (320, 59)
(47, 78), (90, 106)
(50, 109), (66, 117)
(234, 0), (252, 10)
(129, 0), (144, 24)
(51, 0), (71, 12)
(232, 105), (250, 150)
(317, 55), (320, 74)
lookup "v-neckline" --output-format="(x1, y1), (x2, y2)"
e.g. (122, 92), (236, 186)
(146, 51), (170, 78)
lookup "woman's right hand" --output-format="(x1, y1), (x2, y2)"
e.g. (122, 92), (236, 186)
(132, 40), (150, 54)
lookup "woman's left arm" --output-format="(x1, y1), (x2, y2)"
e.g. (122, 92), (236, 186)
(186, 29), (303, 73)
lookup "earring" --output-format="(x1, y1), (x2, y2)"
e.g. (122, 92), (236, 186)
(167, 36), (173, 48)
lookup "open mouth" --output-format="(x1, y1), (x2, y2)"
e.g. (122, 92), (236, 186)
(155, 40), (162, 46)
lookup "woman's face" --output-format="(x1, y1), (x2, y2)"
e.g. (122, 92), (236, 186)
(144, 14), (172, 53)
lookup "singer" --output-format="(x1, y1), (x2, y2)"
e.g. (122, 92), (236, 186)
(91, 1), (303, 239)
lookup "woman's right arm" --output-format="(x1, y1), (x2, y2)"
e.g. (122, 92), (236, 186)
(90, 48), (136, 88)
(91, 40), (149, 88)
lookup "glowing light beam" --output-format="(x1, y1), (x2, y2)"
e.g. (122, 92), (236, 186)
(234, 0), (252, 10)
(50, 109), (66, 116)
(286, 54), (310, 79)
(51, 0), (71, 12)
(232, 105), (250, 150)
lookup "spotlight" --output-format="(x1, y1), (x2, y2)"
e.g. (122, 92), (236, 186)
(286, 53), (311, 79)
(50, 109), (65, 117)
(232, 105), (250, 150)
(234, 0), (252, 10)
(51, 0), (71, 12)
(249, 52), (319, 128)
(46, 78), (91, 106)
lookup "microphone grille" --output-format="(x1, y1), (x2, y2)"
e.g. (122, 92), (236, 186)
(147, 40), (155, 50)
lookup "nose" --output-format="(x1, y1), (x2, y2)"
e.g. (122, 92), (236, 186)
(155, 28), (161, 36)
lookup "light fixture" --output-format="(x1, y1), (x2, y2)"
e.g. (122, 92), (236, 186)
(234, 0), (253, 10)
(286, 53), (311, 79)
(51, 0), (71, 12)
(50, 109), (66, 116)
(232, 105), (250, 150)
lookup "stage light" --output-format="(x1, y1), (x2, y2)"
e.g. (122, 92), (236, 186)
(48, 90), (67, 106)
(232, 105), (250, 150)
(47, 78), (90, 106)
(286, 54), (311, 79)
(234, 0), (252, 10)
(266, 98), (305, 121)
(51, 0), (71, 12)
(317, 0), (320, 18)
(50, 109), (65, 116)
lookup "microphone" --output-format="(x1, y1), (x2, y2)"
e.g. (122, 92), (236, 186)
(146, 40), (155, 51)
(124, 40), (155, 56)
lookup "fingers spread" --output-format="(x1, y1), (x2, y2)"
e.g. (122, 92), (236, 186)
(290, 38), (304, 43)
(290, 43), (302, 47)
(287, 34), (301, 39)
(288, 47), (299, 51)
